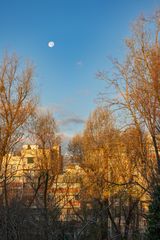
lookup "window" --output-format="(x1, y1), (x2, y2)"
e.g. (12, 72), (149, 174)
(27, 157), (34, 164)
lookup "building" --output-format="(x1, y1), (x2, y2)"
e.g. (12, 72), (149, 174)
(0, 145), (84, 222)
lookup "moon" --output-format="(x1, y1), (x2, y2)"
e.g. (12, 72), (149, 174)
(48, 41), (55, 48)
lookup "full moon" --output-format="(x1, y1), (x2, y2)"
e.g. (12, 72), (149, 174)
(48, 41), (55, 48)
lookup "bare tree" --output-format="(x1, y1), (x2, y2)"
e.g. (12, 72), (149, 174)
(0, 53), (36, 171)
(25, 111), (63, 239)
(0, 53), (36, 240)
(73, 107), (120, 239)
(98, 11), (160, 177)
(96, 10), (160, 239)
(31, 111), (61, 173)
(68, 134), (84, 164)
(68, 106), (150, 239)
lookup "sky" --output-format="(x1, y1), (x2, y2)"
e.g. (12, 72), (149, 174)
(0, 0), (159, 141)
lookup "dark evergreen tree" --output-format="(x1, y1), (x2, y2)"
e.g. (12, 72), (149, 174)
(146, 185), (160, 240)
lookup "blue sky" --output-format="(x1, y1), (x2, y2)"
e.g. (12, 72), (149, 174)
(0, 0), (159, 139)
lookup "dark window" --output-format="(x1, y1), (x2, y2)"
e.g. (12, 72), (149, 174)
(27, 157), (34, 164)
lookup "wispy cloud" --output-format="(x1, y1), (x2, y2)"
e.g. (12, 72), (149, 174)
(59, 116), (85, 126)
(76, 60), (83, 66)
(38, 104), (85, 138)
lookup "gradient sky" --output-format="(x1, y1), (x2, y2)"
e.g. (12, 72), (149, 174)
(0, 0), (159, 139)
